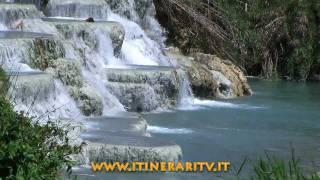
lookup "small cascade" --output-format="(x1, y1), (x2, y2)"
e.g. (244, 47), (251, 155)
(106, 0), (165, 44)
(40, 18), (126, 113)
(0, 3), (42, 25)
(0, 30), (81, 120)
(0, 0), (43, 9)
(45, 0), (109, 18)
(41, 18), (125, 58)
(177, 70), (194, 107)
(106, 65), (180, 112)
(8, 71), (81, 120)
(0, 31), (60, 72)
(108, 12), (170, 66)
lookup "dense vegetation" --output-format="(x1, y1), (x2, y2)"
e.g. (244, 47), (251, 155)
(154, 0), (320, 81)
(0, 69), (81, 179)
(218, 0), (320, 81)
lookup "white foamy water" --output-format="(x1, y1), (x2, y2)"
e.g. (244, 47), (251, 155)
(147, 126), (193, 134)
(107, 12), (170, 66)
(178, 98), (265, 111)
(0, 23), (7, 30)
(177, 73), (194, 107)
(14, 80), (82, 121)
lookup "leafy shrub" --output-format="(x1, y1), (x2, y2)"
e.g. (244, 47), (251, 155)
(0, 96), (81, 179)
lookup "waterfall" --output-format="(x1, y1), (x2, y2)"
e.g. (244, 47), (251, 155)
(177, 71), (194, 107)
(45, 0), (109, 18)
(107, 12), (170, 66)
(9, 73), (81, 121)
(0, 0), (194, 118)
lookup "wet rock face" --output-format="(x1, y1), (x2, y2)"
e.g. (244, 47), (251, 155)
(107, 83), (159, 112)
(106, 0), (153, 22)
(193, 53), (252, 97)
(106, 0), (132, 19)
(8, 72), (55, 104)
(106, 67), (180, 112)
(184, 59), (219, 98)
(133, 0), (154, 18)
(45, 0), (109, 18)
(69, 85), (103, 116)
(167, 48), (252, 99)
(0, 37), (65, 71)
(27, 38), (66, 70)
(0, 4), (43, 25)
(51, 21), (125, 57)
(50, 58), (83, 87)
(46, 58), (103, 116)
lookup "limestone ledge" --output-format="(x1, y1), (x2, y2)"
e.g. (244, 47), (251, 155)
(74, 134), (183, 164)
(46, 20), (125, 56)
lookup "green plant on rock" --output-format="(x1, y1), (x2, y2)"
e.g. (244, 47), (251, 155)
(28, 39), (65, 71)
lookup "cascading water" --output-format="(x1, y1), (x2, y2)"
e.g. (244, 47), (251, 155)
(177, 72), (194, 107)
(0, 0), (192, 171)
(0, 0), (195, 119)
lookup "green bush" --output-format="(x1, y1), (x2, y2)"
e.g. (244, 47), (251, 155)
(0, 96), (81, 179)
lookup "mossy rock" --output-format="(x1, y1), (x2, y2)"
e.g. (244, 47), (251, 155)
(69, 85), (103, 116)
(50, 58), (83, 87)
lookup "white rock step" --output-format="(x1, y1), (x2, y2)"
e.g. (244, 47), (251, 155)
(80, 131), (182, 163)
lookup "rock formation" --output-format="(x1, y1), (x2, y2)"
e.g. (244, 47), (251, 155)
(167, 48), (252, 99)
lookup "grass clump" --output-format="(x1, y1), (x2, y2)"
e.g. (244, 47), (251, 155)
(241, 150), (320, 180)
